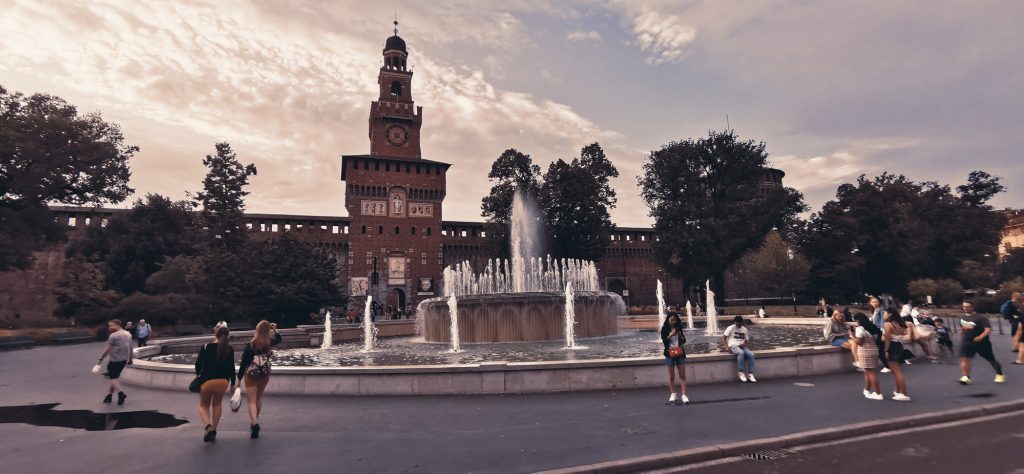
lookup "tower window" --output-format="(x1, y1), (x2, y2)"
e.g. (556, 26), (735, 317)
(374, 161), (379, 171)
(361, 225), (367, 234)
(378, 225), (383, 234)
(394, 226), (400, 235)
(411, 227), (417, 235)
(363, 160), (369, 170)
(426, 227), (432, 236)
(390, 81), (402, 97)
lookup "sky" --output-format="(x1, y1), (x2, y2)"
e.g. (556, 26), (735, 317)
(2, 0), (1022, 227)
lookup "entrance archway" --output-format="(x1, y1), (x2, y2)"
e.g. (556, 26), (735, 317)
(387, 288), (406, 318)
(607, 279), (626, 296)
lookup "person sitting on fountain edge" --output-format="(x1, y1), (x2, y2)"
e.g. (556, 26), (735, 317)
(723, 315), (756, 382)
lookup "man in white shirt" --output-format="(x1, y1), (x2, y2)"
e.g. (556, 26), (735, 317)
(723, 315), (756, 382)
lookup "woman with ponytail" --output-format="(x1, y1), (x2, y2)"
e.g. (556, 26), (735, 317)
(195, 323), (236, 442)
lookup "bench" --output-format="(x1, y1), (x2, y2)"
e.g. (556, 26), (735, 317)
(0, 335), (34, 350)
(174, 325), (206, 336)
(52, 331), (94, 344)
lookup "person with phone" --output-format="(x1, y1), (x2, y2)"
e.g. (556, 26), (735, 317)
(660, 312), (689, 404)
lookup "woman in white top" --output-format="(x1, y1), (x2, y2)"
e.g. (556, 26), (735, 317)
(660, 313), (688, 404)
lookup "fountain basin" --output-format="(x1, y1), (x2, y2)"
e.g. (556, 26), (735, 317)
(418, 291), (623, 343)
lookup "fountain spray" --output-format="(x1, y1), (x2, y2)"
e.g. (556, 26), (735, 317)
(564, 282), (584, 349)
(362, 296), (378, 352)
(685, 300), (694, 330)
(447, 294), (461, 352)
(321, 311), (332, 349)
(704, 280), (719, 336)
(656, 280), (666, 331)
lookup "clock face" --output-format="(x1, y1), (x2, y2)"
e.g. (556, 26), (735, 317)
(385, 124), (409, 146)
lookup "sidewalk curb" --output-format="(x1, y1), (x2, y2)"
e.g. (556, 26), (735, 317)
(540, 398), (1024, 473)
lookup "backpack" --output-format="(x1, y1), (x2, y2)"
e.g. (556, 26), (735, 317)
(246, 350), (272, 379)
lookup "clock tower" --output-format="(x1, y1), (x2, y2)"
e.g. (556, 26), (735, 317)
(369, 21), (422, 159)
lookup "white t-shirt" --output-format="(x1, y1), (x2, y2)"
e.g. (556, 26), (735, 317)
(758, 308), (766, 318)
(900, 304), (913, 317)
(723, 324), (749, 348)
(669, 334), (680, 348)
(855, 326), (870, 340)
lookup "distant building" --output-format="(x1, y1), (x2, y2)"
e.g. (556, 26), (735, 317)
(999, 208), (1024, 259)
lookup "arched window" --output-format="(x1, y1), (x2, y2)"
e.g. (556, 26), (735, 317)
(411, 227), (417, 235)
(390, 81), (402, 96)
(426, 227), (432, 236)
(361, 225), (367, 234)
(394, 226), (400, 235)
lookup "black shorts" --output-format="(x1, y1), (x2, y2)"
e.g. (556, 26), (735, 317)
(939, 339), (953, 349)
(960, 339), (994, 360)
(106, 361), (127, 379)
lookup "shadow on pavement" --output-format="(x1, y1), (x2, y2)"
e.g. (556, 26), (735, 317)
(0, 403), (188, 431)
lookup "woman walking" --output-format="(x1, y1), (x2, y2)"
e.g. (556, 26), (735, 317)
(883, 308), (912, 401)
(852, 313), (882, 400)
(660, 313), (689, 404)
(237, 320), (283, 438)
(195, 324), (236, 442)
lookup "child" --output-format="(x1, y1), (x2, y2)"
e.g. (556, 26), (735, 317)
(935, 318), (954, 360)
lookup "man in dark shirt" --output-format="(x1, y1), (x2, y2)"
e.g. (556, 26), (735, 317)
(1000, 292), (1021, 351)
(959, 300), (1005, 385)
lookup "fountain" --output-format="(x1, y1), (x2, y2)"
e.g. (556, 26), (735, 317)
(685, 300), (694, 330)
(362, 296), (377, 352)
(704, 280), (720, 336)
(447, 294), (460, 352)
(564, 282), (585, 349)
(418, 189), (625, 343)
(320, 311), (332, 349)
(656, 280), (666, 330)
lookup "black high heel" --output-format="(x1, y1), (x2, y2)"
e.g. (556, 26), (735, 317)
(250, 423), (260, 439)
(203, 425), (215, 443)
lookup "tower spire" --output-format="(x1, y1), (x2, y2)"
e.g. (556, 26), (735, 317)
(393, 10), (398, 36)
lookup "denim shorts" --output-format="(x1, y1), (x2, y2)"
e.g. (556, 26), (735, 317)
(830, 337), (849, 347)
(665, 355), (686, 367)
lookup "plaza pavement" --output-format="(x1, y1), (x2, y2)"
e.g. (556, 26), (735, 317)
(0, 333), (1021, 473)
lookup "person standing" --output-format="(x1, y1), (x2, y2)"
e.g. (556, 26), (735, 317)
(959, 300), (1005, 385)
(852, 313), (882, 399)
(660, 313), (689, 404)
(237, 320), (283, 439)
(934, 318), (954, 360)
(723, 316), (756, 382)
(882, 308), (912, 401)
(124, 321), (136, 345)
(97, 319), (133, 405)
(135, 319), (152, 347)
(195, 324), (236, 442)
(868, 297), (891, 373)
(1000, 292), (1021, 352)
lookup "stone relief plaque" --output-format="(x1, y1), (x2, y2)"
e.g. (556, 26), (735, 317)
(389, 188), (407, 217)
(349, 277), (369, 296)
(388, 255), (406, 284)
(361, 200), (387, 216)
(408, 202), (433, 217)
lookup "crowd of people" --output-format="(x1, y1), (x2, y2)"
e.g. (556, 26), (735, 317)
(345, 302), (416, 324)
(657, 292), (1023, 405)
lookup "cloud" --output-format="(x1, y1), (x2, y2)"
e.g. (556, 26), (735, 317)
(566, 30), (601, 42)
(629, 11), (697, 64)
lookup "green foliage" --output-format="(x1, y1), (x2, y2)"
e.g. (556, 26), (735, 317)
(797, 172), (1004, 300)
(53, 259), (120, 325)
(957, 171), (1005, 207)
(956, 259), (997, 292)
(191, 142), (256, 249)
(933, 279), (965, 305)
(1000, 276), (1024, 294)
(113, 292), (211, 327)
(480, 148), (542, 256)
(66, 194), (197, 294)
(0, 85), (136, 270)
(729, 231), (810, 298)
(197, 234), (344, 326)
(997, 248), (1024, 283)
(540, 143), (619, 261)
(145, 255), (202, 294)
(638, 130), (807, 285)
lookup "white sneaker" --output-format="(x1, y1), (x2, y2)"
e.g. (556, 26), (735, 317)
(680, 394), (690, 404)
(892, 393), (911, 401)
(747, 374), (758, 383)
(863, 389), (871, 397)
(881, 367), (892, 374)
(852, 361), (861, 368)
(738, 373), (748, 383)
(868, 392), (884, 400)
(905, 360), (912, 365)
(669, 392), (678, 403)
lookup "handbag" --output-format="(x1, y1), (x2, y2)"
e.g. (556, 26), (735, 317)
(668, 346), (685, 358)
(189, 376), (203, 393)
(230, 387), (242, 412)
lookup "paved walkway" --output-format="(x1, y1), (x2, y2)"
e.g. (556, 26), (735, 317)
(0, 333), (1021, 473)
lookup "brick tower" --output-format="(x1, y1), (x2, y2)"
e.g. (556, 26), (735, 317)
(341, 22), (450, 312)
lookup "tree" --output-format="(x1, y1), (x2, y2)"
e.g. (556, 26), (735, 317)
(66, 194), (197, 294)
(53, 259), (120, 325)
(957, 259), (996, 293)
(0, 85), (136, 269)
(191, 142), (256, 249)
(729, 231), (810, 298)
(638, 130), (807, 287)
(480, 148), (542, 256)
(957, 171), (1005, 207)
(540, 143), (619, 261)
(997, 248), (1024, 283)
(797, 172), (1005, 300)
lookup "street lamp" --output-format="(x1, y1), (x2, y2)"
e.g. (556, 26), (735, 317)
(851, 246), (863, 302)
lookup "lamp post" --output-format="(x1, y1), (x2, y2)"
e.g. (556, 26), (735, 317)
(851, 246), (863, 302)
